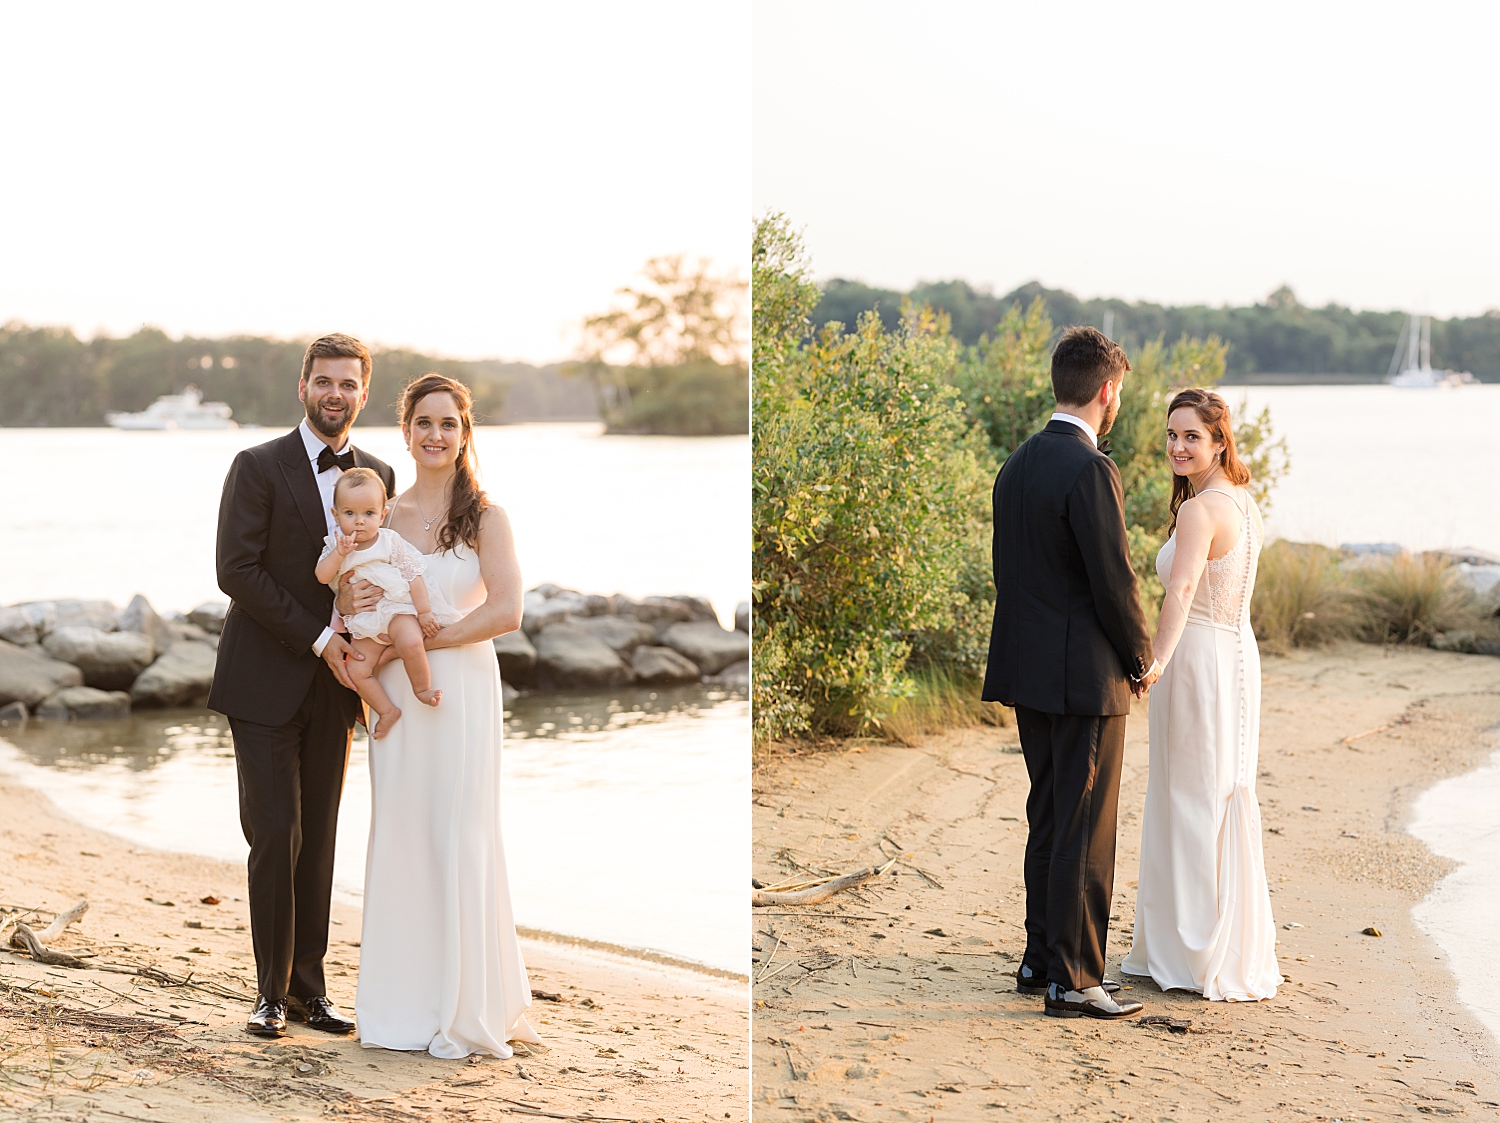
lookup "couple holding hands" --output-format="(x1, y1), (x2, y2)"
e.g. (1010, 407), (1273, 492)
(208, 334), (536, 1057)
(985, 327), (1282, 1019)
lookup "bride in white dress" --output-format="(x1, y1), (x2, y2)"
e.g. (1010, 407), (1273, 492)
(1122, 388), (1282, 1002)
(343, 373), (540, 1057)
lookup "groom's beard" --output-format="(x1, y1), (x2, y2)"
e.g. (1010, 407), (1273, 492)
(305, 397), (358, 442)
(1097, 392), (1120, 436)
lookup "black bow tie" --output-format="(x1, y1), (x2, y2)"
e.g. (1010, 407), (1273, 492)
(1098, 439), (1113, 457)
(317, 446), (355, 474)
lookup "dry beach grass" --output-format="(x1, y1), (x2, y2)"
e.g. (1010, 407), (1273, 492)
(0, 770), (748, 1122)
(751, 643), (1500, 1120)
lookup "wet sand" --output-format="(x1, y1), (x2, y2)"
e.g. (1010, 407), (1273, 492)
(751, 644), (1500, 1120)
(0, 769), (748, 1122)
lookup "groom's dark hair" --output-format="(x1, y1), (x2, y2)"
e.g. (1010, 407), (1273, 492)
(1051, 326), (1130, 407)
(300, 333), (372, 385)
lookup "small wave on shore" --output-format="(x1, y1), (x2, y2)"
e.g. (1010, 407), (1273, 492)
(1408, 746), (1500, 1044)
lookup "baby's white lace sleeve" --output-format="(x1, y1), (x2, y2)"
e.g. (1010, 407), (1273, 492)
(388, 533), (428, 582)
(318, 533), (340, 565)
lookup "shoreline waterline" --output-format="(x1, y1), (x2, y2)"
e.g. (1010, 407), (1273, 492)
(0, 688), (747, 975)
(1407, 744), (1500, 1046)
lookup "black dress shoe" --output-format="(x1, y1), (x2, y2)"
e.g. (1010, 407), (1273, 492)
(1043, 982), (1142, 1019)
(1016, 964), (1121, 996)
(286, 995), (356, 1034)
(1015, 963), (1049, 995)
(247, 994), (288, 1037)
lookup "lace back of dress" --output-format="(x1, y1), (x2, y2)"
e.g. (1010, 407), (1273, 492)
(1202, 492), (1260, 628)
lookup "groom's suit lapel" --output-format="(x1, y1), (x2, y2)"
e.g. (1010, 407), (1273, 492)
(277, 429), (330, 550)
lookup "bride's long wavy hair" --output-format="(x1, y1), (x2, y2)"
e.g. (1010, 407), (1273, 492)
(398, 373), (490, 552)
(1166, 387), (1251, 536)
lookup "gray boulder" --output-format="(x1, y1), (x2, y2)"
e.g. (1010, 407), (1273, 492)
(36, 686), (131, 721)
(187, 601), (230, 634)
(522, 593), (580, 636)
(631, 645), (702, 685)
(42, 626), (156, 690)
(53, 599), (121, 631)
(0, 606), (38, 647)
(0, 639), (84, 708)
(735, 602), (750, 634)
(9, 602), (57, 639)
(533, 623), (633, 689)
(169, 621), (219, 649)
(130, 640), (218, 708)
(706, 659), (750, 691)
(606, 593), (641, 617)
(117, 594), (174, 654)
(11, 600), (119, 636)
(570, 615), (657, 655)
(530, 583), (564, 600)
(634, 597), (694, 631)
(0, 701), (27, 727)
(661, 620), (749, 675)
(493, 630), (538, 686)
(671, 595), (720, 623)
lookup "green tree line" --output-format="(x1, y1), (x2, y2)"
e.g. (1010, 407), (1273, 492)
(0, 322), (607, 428)
(753, 214), (1287, 744)
(815, 279), (1500, 380)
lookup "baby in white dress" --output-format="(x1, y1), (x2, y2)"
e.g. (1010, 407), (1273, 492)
(314, 469), (460, 738)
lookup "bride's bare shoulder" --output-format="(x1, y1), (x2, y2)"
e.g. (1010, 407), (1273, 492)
(477, 503), (515, 541)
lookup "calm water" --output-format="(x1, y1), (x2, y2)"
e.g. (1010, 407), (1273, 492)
(0, 423), (749, 627)
(1234, 385), (1500, 555)
(0, 423), (749, 974)
(1407, 751), (1500, 1044)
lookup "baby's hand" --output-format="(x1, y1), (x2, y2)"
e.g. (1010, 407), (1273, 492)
(418, 611), (441, 638)
(335, 532), (359, 555)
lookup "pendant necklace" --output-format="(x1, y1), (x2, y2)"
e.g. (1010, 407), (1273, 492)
(414, 491), (447, 532)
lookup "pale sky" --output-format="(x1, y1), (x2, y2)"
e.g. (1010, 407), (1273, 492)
(755, 1), (1500, 317)
(1, 2), (749, 362)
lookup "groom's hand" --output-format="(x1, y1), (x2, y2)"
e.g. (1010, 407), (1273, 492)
(321, 633), (363, 691)
(336, 572), (382, 617)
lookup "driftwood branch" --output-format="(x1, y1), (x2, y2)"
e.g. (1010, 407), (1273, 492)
(752, 859), (896, 907)
(37, 898), (88, 942)
(9, 922), (87, 968)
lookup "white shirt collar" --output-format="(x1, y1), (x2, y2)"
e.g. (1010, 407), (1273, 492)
(1050, 411), (1098, 447)
(298, 418), (350, 462)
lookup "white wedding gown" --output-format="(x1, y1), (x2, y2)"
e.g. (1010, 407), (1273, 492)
(355, 544), (540, 1057)
(1122, 489), (1282, 1001)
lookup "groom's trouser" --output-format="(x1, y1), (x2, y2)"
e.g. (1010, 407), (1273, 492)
(228, 663), (353, 1002)
(1013, 706), (1126, 992)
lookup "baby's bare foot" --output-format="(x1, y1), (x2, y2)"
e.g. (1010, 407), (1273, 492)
(415, 688), (442, 708)
(372, 707), (402, 739)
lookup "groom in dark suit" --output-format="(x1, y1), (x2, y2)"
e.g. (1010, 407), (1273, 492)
(982, 325), (1158, 1019)
(208, 333), (396, 1037)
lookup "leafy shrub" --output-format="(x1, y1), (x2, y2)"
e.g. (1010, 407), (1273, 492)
(752, 216), (994, 740)
(592, 360), (747, 434)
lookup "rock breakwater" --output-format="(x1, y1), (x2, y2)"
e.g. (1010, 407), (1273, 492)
(0, 587), (749, 723)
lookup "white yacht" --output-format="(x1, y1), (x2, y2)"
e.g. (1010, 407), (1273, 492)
(1386, 313), (1476, 388)
(106, 385), (237, 429)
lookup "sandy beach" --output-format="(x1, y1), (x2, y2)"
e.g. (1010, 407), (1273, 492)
(0, 769), (748, 1122)
(751, 643), (1500, 1120)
